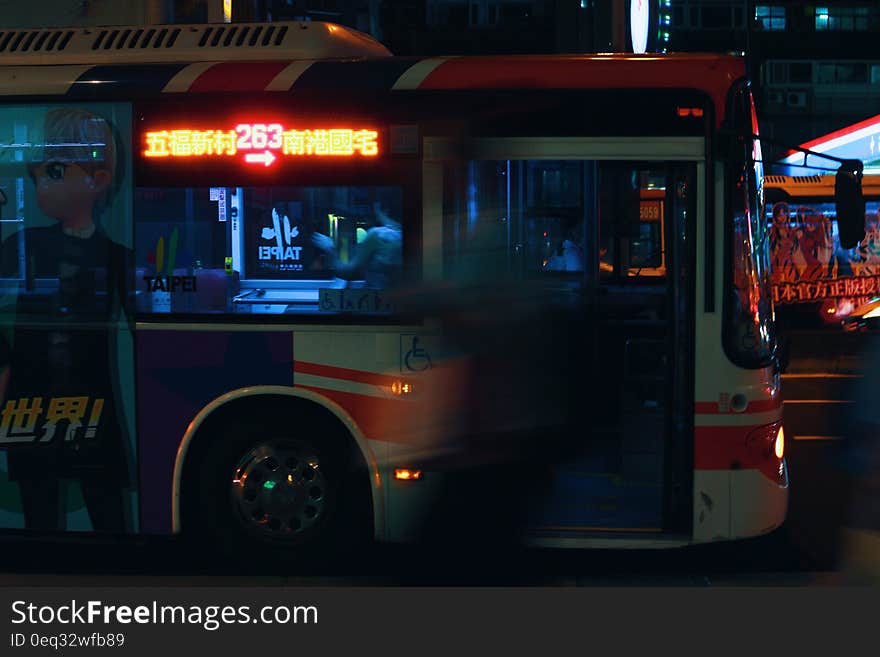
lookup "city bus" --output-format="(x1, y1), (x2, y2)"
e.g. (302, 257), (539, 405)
(0, 21), (787, 560)
(765, 174), (880, 327)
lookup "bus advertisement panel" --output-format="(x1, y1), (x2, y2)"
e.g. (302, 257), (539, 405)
(0, 103), (136, 533)
(766, 175), (880, 324)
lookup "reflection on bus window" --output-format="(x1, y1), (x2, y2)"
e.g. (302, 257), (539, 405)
(767, 200), (880, 282)
(443, 160), (668, 281)
(631, 188), (666, 275)
(765, 173), (880, 323)
(134, 186), (403, 315)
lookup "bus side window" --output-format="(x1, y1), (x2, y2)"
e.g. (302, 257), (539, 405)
(599, 165), (667, 279)
(443, 159), (594, 282)
(443, 160), (670, 283)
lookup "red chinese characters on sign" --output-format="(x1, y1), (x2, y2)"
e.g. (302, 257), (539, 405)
(771, 275), (880, 305)
(143, 124), (379, 166)
(768, 202), (880, 308)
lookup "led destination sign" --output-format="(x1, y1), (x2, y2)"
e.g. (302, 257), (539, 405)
(144, 123), (379, 166)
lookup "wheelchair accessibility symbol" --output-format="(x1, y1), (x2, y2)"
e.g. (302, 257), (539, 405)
(403, 336), (433, 372)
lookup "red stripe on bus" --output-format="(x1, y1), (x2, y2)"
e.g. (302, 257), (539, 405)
(296, 384), (410, 442)
(295, 360), (400, 388)
(417, 55), (744, 127)
(694, 397), (783, 414)
(694, 424), (784, 484)
(694, 425), (751, 469)
(188, 61), (289, 92)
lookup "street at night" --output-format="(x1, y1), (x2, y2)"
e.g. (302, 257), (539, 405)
(0, 330), (872, 586)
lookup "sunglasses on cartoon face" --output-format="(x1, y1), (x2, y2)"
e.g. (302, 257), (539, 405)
(27, 160), (86, 182)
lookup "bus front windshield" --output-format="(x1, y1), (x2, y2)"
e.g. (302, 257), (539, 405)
(726, 107), (776, 368)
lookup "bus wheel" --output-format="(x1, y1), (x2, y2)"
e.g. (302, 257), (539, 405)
(230, 440), (333, 545)
(188, 421), (370, 569)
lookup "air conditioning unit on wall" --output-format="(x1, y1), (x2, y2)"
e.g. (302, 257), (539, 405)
(786, 91), (808, 108)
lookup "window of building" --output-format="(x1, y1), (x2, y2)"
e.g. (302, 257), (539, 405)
(733, 6), (743, 27)
(755, 5), (785, 31)
(767, 61), (788, 84)
(672, 6), (684, 26)
(837, 63), (869, 84)
(675, 1), (749, 30)
(498, 2), (534, 23)
(871, 64), (880, 84)
(816, 6), (872, 31)
(788, 62), (812, 84)
(816, 63), (836, 84)
(816, 62), (869, 84)
(700, 6), (729, 28)
(432, 2), (469, 29)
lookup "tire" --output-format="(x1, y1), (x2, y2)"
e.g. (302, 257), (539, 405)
(185, 414), (372, 571)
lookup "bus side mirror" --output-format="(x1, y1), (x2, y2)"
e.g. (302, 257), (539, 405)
(836, 160), (866, 249)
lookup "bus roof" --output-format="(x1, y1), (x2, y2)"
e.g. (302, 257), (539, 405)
(400, 53), (744, 125)
(0, 21), (745, 124)
(0, 21), (391, 64)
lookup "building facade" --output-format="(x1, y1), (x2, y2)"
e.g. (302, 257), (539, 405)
(668, 1), (880, 157)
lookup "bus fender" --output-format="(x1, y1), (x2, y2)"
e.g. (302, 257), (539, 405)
(171, 385), (384, 538)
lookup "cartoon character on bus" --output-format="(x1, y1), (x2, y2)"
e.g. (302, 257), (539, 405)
(770, 201), (805, 282)
(0, 107), (134, 532)
(796, 206), (834, 281)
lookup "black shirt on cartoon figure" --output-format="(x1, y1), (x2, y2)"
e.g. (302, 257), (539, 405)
(0, 223), (134, 532)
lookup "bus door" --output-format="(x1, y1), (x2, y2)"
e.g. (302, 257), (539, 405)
(429, 137), (698, 536)
(590, 161), (696, 535)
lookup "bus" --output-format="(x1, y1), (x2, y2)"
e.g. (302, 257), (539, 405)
(765, 174), (880, 326)
(0, 21), (787, 559)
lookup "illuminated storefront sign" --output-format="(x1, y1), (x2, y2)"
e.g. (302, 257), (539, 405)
(143, 123), (379, 166)
(779, 113), (880, 176)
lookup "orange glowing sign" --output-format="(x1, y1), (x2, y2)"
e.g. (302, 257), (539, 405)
(143, 123), (379, 166)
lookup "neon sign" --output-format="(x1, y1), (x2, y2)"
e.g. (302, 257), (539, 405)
(144, 124), (379, 166)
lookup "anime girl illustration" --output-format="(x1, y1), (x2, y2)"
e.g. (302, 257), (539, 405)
(769, 201), (806, 283)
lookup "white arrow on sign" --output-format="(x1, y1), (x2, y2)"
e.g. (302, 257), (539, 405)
(244, 151), (276, 167)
